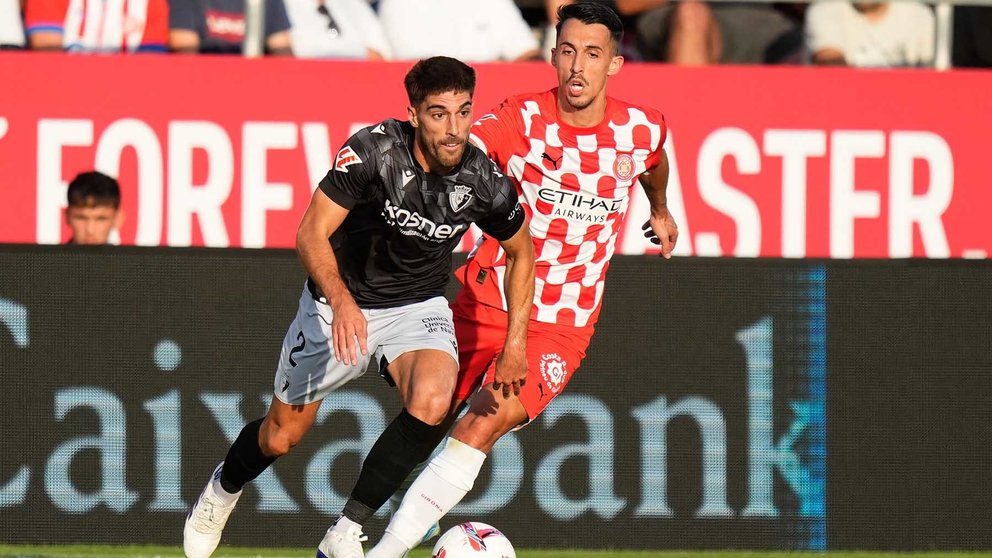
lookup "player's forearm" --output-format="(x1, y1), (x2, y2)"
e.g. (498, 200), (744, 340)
(640, 151), (671, 217)
(501, 244), (535, 352)
(296, 226), (352, 308)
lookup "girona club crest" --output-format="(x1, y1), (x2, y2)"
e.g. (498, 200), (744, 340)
(613, 153), (635, 181)
(540, 353), (568, 393)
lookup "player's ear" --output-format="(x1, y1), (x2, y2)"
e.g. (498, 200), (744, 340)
(407, 105), (419, 128)
(608, 55), (623, 76)
(114, 208), (125, 232)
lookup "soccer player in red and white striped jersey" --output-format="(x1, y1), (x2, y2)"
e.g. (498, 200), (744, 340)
(367, 2), (678, 556)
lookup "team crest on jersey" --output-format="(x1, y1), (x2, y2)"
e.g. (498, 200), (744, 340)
(334, 146), (362, 173)
(448, 184), (474, 213)
(540, 353), (568, 393)
(613, 153), (636, 181)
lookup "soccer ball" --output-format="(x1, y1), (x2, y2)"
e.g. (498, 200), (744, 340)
(431, 522), (516, 558)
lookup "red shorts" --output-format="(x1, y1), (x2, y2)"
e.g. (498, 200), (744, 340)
(451, 294), (593, 422)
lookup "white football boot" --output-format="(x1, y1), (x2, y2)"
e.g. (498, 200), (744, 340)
(316, 523), (369, 558)
(183, 463), (241, 558)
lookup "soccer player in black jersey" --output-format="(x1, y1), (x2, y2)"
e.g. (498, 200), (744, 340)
(182, 57), (535, 558)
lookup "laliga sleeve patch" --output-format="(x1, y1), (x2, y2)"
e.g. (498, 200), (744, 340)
(334, 145), (362, 173)
(539, 353), (568, 394)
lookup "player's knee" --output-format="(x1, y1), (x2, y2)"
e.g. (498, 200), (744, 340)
(405, 378), (456, 425)
(406, 391), (452, 426)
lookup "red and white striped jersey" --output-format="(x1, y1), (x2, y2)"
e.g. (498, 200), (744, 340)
(466, 88), (667, 328)
(24, 0), (168, 53)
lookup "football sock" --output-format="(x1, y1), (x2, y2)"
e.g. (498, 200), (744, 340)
(370, 437), (487, 556)
(387, 457), (429, 513)
(208, 468), (240, 506)
(343, 409), (449, 525)
(219, 418), (277, 494)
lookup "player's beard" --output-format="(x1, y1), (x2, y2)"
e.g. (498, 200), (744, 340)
(421, 134), (466, 171)
(564, 94), (593, 111)
(561, 74), (594, 111)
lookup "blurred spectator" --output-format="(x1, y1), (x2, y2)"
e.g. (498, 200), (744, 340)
(621, 0), (803, 64)
(541, 0), (569, 59)
(953, 6), (992, 68)
(378, 0), (541, 62)
(284, 0), (391, 59)
(65, 171), (124, 246)
(0, 0), (24, 49)
(23, 0), (169, 52)
(168, 0), (292, 55)
(805, 0), (934, 67)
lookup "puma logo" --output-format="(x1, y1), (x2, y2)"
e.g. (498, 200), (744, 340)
(542, 152), (562, 169)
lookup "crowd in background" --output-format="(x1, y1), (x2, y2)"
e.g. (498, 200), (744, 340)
(0, 0), (990, 68)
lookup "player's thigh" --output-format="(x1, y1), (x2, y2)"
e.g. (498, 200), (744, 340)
(389, 348), (458, 422)
(508, 325), (590, 426)
(272, 287), (373, 406)
(451, 308), (505, 407)
(374, 297), (459, 409)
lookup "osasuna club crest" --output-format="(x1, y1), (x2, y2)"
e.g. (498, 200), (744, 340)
(449, 184), (474, 212)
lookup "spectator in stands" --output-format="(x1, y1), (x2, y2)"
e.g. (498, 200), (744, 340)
(23, 0), (169, 52)
(65, 171), (124, 246)
(616, 0), (804, 64)
(284, 0), (391, 59)
(378, 0), (542, 62)
(0, 0), (24, 49)
(541, 0), (569, 59)
(805, 0), (934, 67)
(952, 6), (992, 68)
(546, 0), (802, 65)
(168, 0), (293, 55)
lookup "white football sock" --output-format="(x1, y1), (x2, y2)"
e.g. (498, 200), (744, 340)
(388, 456), (429, 512)
(209, 477), (241, 506)
(367, 437), (486, 558)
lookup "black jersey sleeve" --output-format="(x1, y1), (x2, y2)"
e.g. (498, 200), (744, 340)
(318, 132), (378, 209)
(477, 174), (526, 242)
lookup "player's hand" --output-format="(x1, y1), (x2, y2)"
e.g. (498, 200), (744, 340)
(642, 207), (679, 259)
(492, 347), (527, 400)
(330, 297), (368, 366)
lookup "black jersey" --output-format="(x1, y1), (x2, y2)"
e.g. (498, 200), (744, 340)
(315, 119), (525, 308)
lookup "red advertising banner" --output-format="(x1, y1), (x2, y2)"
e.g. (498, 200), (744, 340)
(0, 52), (988, 257)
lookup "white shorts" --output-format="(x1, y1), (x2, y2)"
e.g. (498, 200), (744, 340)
(273, 286), (458, 405)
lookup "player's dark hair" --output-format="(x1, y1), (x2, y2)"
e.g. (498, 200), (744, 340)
(67, 171), (121, 209)
(555, 0), (624, 54)
(404, 56), (476, 107)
